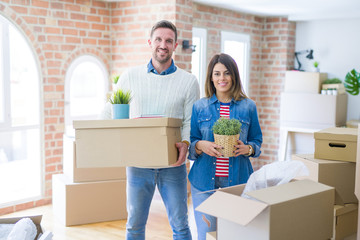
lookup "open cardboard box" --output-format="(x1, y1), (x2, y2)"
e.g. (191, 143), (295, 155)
(0, 215), (53, 239)
(63, 134), (126, 182)
(197, 179), (334, 240)
(73, 118), (182, 168)
(315, 127), (358, 162)
(284, 71), (327, 94)
(293, 154), (357, 205)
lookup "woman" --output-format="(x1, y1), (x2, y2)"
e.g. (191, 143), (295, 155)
(188, 53), (263, 240)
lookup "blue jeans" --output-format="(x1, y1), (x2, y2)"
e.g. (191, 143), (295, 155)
(126, 165), (192, 240)
(191, 177), (229, 240)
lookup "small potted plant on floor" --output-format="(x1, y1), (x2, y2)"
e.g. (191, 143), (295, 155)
(109, 88), (132, 119)
(212, 117), (242, 157)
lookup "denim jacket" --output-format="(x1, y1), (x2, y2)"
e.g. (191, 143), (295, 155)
(188, 94), (263, 191)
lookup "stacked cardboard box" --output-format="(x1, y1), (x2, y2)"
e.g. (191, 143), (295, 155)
(52, 134), (127, 226)
(280, 71), (348, 129)
(53, 118), (182, 226)
(292, 126), (359, 239)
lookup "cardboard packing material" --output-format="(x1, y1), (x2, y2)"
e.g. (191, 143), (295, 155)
(52, 174), (127, 226)
(314, 127), (358, 162)
(63, 134), (126, 182)
(280, 92), (347, 129)
(206, 231), (216, 240)
(332, 204), (358, 240)
(284, 71), (327, 94)
(0, 215), (53, 239)
(197, 179), (334, 240)
(293, 154), (357, 205)
(73, 118), (182, 168)
(354, 125), (360, 240)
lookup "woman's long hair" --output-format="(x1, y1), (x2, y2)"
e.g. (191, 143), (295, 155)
(204, 53), (248, 101)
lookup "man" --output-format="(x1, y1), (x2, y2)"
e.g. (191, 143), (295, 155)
(116, 20), (199, 240)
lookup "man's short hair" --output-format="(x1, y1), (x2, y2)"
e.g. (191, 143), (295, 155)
(150, 20), (177, 42)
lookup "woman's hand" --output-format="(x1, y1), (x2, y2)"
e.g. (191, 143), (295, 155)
(233, 140), (250, 157)
(196, 140), (223, 157)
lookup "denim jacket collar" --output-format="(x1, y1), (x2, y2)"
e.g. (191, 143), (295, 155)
(209, 94), (239, 105)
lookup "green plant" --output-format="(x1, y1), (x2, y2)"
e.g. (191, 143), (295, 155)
(109, 89), (132, 104)
(112, 74), (120, 84)
(323, 78), (343, 84)
(344, 69), (360, 95)
(313, 61), (319, 68)
(212, 117), (242, 136)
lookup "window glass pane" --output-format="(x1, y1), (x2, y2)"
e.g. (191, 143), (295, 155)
(9, 25), (40, 127)
(70, 61), (106, 118)
(0, 129), (41, 204)
(224, 40), (245, 85)
(191, 37), (201, 83)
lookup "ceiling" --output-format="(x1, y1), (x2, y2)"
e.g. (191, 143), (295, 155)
(193, 0), (360, 21)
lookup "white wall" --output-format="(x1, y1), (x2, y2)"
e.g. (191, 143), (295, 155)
(285, 19), (360, 160)
(296, 18), (360, 121)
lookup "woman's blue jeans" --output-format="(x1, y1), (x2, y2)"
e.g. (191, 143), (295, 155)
(126, 165), (192, 240)
(191, 177), (229, 240)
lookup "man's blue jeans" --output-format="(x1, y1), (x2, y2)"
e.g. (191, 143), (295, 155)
(191, 177), (228, 240)
(126, 165), (192, 240)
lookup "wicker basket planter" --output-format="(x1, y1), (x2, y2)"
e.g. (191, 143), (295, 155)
(214, 133), (240, 157)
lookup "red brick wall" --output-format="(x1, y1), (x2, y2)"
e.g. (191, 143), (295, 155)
(0, 0), (295, 215)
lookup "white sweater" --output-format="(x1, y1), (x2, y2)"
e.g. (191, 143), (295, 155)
(101, 65), (200, 142)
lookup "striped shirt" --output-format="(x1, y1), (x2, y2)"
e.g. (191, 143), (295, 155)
(215, 102), (230, 177)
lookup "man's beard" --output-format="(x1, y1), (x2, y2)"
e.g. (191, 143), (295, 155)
(153, 50), (171, 64)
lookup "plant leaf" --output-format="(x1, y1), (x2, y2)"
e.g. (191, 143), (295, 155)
(344, 69), (360, 95)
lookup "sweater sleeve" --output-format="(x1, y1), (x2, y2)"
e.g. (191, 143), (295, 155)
(181, 75), (200, 142)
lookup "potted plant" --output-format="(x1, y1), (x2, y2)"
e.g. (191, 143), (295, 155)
(111, 74), (120, 90)
(344, 69), (360, 96)
(322, 77), (345, 94)
(313, 61), (320, 72)
(109, 88), (132, 119)
(212, 117), (242, 157)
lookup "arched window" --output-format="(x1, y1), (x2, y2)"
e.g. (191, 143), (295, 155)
(0, 15), (42, 206)
(65, 55), (109, 134)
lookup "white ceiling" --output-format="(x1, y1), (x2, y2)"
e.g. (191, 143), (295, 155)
(193, 0), (360, 21)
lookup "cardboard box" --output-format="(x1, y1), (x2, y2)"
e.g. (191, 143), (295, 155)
(206, 231), (216, 240)
(354, 125), (360, 239)
(197, 179), (334, 240)
(280, 92), (347, 129)
(293, 154), (357, 205)
(0, 215), (53, 240)
(333, 204), (358, 240)
(73, 118), (182, 168)
(63, 134), (126, 182)
(52, 174), (127, 226)
(314, 127), (358, 162)
(284, 71), (327, 94)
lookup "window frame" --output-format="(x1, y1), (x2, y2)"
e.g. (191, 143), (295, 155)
(221, 31), (251, 94)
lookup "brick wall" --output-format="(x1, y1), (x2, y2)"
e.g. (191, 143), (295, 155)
(0, 0), (295, 215)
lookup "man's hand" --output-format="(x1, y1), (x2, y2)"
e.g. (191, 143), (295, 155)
(172, 142), (188, 167)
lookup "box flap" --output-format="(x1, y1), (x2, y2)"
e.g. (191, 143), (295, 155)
(196, 191), (268, 226)
(73, 118), (182, 129)
(314, 127), (358, 142)
(246, 179), (334, 205)
(334, 204), (358, 216)
(0, 215), (42, 225)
